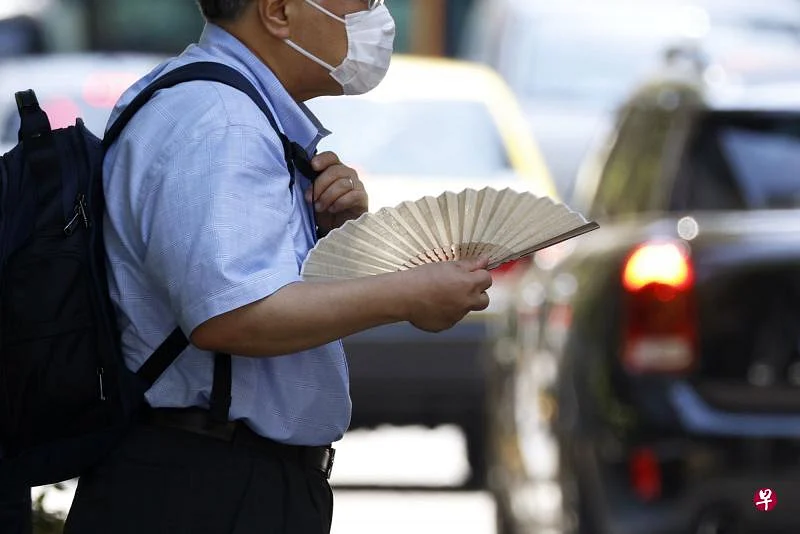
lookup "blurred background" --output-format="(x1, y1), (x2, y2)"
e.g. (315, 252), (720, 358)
(4, 0), (800, 533)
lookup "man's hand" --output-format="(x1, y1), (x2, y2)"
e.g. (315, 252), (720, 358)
(400, 257), (493, 332)
(305, 151), (368, 233)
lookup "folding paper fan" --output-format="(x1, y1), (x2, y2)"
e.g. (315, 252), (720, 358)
(301, 187), (599, 281)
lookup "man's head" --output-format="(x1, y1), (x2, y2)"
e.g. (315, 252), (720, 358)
(196, 0), (254, 22)
(195, 0), (395, 101)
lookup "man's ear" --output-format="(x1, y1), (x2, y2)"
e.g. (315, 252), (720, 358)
(257, 0), (292, 40)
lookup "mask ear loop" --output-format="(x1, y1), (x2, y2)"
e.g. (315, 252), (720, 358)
(283, 0), (346, 77)
(284, 39), (337, 72)
(304, 0), (347, 23)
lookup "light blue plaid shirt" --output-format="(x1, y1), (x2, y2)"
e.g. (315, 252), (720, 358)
(103, 24), (351, 446)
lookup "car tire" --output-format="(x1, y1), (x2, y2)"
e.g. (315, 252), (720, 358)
(494, 498), (518, 534)
(559, 441), (599, 534)
(576, 483), (599, 534)
(692, 504), (744, 534)
(464, 420), (488, 489)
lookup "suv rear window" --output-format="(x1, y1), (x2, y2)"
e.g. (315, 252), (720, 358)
(673, 111), (800, 210)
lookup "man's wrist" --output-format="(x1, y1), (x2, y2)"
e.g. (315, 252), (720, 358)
(375, 271), (414, 324)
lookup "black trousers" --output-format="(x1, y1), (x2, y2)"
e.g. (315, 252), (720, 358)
(0, 482), (31, 534)
(63, 422), (333, 534)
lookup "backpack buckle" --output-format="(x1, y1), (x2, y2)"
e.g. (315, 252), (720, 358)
(15, 89), (52, 142)
(15, 89), (40, 112)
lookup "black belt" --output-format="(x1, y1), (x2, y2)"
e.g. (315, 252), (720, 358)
(139, 407), (335, 479)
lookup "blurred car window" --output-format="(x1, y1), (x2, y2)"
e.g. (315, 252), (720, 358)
(673, 112), (800, 210)
(308, 98), (511, 177)
(461, 0), (800, 202)
(470, 0), (800, 112)
(591, 108), (675, 218)
(504, 17), (671, 107)
(0, 16), (45, 57)
(83, 0), (203, 54)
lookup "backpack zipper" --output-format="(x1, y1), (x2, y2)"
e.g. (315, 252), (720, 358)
(76, 130), (115, 406)
(63, 186), (105, 401)
(97, 367), (106, 401)
(63, 193), (89, 236)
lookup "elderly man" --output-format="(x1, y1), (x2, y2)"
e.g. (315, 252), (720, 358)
(63, 1), (491, 533)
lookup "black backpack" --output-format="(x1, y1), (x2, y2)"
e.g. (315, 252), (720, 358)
(0, 62), (317, 487)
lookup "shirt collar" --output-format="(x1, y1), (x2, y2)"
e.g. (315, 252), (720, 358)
(197, 23), (330, 155)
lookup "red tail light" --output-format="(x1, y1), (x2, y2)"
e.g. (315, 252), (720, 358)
(623, 243), (692, 291)
(621, 242), (697, 374)
(630, 447), (662, 502)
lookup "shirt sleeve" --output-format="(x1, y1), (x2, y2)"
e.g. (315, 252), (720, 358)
(136, 123), (302, 335)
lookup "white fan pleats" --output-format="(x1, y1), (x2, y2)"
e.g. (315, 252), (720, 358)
(301, 187), (598, 281)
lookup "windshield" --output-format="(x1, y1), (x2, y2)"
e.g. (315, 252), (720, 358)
(307, 98), (511, 177)
(502, 3), (800, 108)
(509, 19), (667, 106)
(674, 112), (800, 210)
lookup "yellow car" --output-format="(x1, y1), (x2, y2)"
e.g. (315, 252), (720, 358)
(307, 55), (558, 489)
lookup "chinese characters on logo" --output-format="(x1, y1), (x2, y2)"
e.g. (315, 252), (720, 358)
(754, 488), (777, 512)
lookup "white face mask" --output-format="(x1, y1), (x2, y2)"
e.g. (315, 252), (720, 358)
(285, 0), (396, 95)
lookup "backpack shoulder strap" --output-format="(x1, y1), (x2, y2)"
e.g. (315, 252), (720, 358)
(103, 61), (319, 186)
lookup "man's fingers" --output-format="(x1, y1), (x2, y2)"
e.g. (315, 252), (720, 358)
(311, 151), (341, 172)
(328, 189), (368, 214)
(470, 291), (490, 312)
(306, 164), (357, 205)
(478, 272), (493, 292)
(472, 256), (490, 270)
(455, 256), (490, 271)
(315, 176), (362, 212)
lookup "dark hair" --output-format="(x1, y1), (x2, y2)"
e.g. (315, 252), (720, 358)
(195, 0), (254, 22)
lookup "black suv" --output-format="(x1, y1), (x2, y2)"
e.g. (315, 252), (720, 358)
(487, 52), (800, 534)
